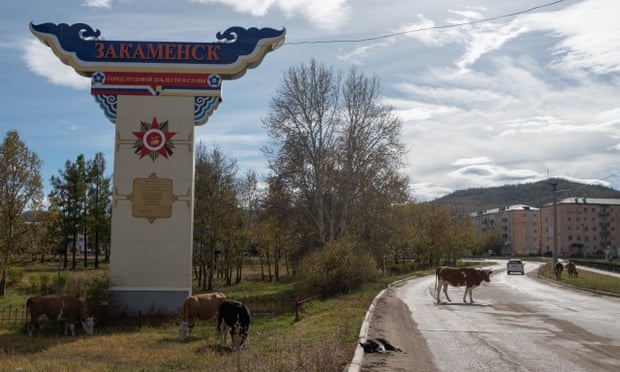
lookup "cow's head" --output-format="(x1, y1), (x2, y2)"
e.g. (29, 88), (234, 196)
(230, 321), (248, 351)
(178, 321), (192, 342)
(81, 316), (96, 335)
(480, 269), (493, 282)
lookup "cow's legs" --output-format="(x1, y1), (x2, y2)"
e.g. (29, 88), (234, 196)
(64, 323), (76, 336)
(463, 288), (474, 303)
(219, 321), (229, 345)
(442, 283), (451, 302)
(26, 320), (36, 336)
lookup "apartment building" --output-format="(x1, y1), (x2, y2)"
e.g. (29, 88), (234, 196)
(471, 204), (541, 256)
(471, 198), (620, 258)
(540, 198), (620, 259)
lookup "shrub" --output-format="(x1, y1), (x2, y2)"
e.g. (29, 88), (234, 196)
(6, 267), (23, 286)
(297, 239), (379, 296)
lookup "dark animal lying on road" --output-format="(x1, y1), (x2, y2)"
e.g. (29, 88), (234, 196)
(359, 338), (402, 353)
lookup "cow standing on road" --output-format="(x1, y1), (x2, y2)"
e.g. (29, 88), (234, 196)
(435, 267), (493, 304)
(218, 300), (251, 351)
(25, 295), (95, 336)
(177, 292), (226, 341)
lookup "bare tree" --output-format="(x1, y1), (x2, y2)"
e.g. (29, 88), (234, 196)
(0, 131), (43, 296)
(262, 60), (408, 250)
(263, 59), (340, 246)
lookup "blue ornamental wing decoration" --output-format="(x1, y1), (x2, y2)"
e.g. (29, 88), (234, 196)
(29, 22), (286, 79)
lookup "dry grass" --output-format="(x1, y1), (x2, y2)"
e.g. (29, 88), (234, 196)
(0, 305), (356, 371)
(1, 258), (418, 371)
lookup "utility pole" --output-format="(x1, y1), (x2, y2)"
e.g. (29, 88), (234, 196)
(551, 179), (559, 265)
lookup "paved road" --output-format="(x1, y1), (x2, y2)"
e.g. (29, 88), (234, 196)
(351, 260), (620, 371)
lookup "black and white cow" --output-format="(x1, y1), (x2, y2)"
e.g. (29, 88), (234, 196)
(217, 300), (251, 351)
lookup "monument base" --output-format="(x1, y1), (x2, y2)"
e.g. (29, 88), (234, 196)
(108, 288), (189, 313)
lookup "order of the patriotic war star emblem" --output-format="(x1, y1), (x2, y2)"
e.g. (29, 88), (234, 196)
(132, 117), (176, 161)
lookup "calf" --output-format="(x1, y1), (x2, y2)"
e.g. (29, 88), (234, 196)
(218, 300), (251, 351)
(177, 292), (226, 341)
(566, 261), (578, 278)
(435, 267), (493, 304)
(26, 295), (95, 336)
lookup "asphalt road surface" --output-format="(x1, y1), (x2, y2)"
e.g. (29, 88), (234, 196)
(359, 261), (620, 372)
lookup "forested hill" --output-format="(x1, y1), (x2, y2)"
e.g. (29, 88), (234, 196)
(429, 179), (620, 215)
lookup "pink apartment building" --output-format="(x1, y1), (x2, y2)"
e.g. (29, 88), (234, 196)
(471, 198), (620, 258)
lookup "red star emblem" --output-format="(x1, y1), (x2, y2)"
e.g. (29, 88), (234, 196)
(132, 117), (176, 160)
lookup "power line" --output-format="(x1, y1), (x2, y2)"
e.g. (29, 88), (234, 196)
(286, 0), (567, 46)
(547, 171), (620, 194)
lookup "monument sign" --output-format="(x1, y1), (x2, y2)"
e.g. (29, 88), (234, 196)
(30, 22), (285, 311)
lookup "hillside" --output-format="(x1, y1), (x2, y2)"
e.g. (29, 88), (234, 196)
(430, 179), (620, 215)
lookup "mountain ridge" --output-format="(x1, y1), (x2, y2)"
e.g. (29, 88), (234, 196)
(429, 179), (620, 215)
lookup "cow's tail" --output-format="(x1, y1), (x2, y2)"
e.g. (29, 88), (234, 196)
(434, 267), (440, 297)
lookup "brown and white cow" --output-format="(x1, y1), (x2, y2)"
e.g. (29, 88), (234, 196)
(218, 299), (251, 351)
(435, 267), (493, 304)
(566, 261), (578, 278)
(25, 295), (95, 336)
(177, 292), (226, 341)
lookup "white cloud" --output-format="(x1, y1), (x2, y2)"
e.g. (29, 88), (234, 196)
(82, 0), (112, 8)
(452, 157), (491, 166)
(455, 20), (529, 71)
(23, 39), (90, 90)
(189, 0), (350, 30)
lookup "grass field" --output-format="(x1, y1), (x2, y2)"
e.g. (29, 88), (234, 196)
(538, 262), (620, 295)
(0, 258), (415, 371)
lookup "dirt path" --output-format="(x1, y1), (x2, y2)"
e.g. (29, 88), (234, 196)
(359, 281), (438, 372)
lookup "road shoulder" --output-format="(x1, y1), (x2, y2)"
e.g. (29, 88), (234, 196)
(360, 279), (438, 372)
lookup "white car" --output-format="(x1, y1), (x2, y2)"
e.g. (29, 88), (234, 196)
(506, 259), (525, 275)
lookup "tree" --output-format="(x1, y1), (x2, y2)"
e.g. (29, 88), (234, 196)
(263, 59), (340, 246)
(86, 152), (112, 268)
(49, 155), (88, 270)
(253, 176), (295, 281)
(262, 59), (408, 253)
(0, 130), (43, 296)
(193, 143), (245, 289)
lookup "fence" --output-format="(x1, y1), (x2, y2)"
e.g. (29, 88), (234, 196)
(0, 294), (317, 327)
(0, 304), (27, 326)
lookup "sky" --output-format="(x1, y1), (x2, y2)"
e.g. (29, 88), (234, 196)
(1, 0), (619, 202)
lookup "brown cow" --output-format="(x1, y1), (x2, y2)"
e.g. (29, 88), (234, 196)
(566, 261), (578, 278)
(26, 295), (95, 336)
(177, 292), (226, 341)
(435, 267), (493, 304)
